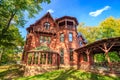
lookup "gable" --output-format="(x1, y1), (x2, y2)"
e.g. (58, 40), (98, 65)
(33, 12), (56, 32)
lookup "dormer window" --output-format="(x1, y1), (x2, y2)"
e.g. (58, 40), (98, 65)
(44, 22), (50, 30)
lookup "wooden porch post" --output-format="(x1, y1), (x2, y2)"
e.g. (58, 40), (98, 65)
(98, 42), (115, 71)
(85, 49), (90, 63)
(57, 54), (60, 69)
(53, 53), (56, 66)
(38, 52), (40, 65)
(46, 53), (48, 65)
(41, 53), (43, 65)
(34, 52), (36, 65)
(31, 52), (34, 65)
(26, 52), (28, 65)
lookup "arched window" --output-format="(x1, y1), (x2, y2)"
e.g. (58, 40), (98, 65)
(44, 22), (50, 30)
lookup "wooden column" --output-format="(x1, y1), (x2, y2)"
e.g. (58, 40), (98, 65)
(34, 52), (36, 65)
(26, 52), (28, 65)
(85, 49), (91, 63)
(46, 53), (48, 65)
(41, 53), (43, 65)
(38, 52), (40, 65)
(52, 53), (55, 66)
(31, 52), (34, 65)
(57, 54), (60, 69)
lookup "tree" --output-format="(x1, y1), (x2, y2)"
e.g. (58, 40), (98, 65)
(98, 16), (120, 39)
(0, 0), (51, 38)
(0, 0), (51, 65)
(0, 26), (24, 65)
(77, 23), (98, 43)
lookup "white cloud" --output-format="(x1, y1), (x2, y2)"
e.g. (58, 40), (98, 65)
(89, 6), (111, 17)
(47, 9), (54, 13)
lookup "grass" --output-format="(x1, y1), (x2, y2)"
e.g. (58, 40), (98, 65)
(0, 65), (120, 80)
(0, 64), (24, 80)
(17, 69), (120, 80)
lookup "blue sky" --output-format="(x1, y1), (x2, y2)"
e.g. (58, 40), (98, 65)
(19, 0), (120, 38)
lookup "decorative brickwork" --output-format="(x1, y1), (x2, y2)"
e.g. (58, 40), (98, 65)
(22, 12), (86, 66)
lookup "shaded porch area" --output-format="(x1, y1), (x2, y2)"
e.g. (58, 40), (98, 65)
(74, 37), (120, 72)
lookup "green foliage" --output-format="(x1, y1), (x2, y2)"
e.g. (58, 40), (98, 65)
(108, 52), (120, 62)
(77, 16), (120, 43)
(94, 54), (105, 63)
(98, 16), (120, 39)
(94, 52), (120, 63)
(0, 0), (51, 65)
(77, 23), (98, 43)
(0, 0), (51, 28)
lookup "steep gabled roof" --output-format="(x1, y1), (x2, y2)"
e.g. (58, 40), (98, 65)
(27, 12), (54, 31)
(35, 12), (54, 25)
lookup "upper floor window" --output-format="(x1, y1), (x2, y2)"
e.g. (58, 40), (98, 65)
(40, 36), (51, 43)
(44, 22), (50, 30)
(60, 33), (64, 42)
(69, 32), (73, 42)
(59, 21), (65, 26)
(67, 21), (73, 26)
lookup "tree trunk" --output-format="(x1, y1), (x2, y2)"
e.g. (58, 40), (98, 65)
(105, 52), (112, 71)
(0, 48), (4, 65)
(0, 53), (3, 65)
(1, 12), (16, 40)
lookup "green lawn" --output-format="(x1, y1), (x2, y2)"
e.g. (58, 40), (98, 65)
(17, 69), (120, 80)
(0, 65), (120, 80)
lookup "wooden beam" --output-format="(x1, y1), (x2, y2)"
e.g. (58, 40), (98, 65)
(108, 42), (115, 51)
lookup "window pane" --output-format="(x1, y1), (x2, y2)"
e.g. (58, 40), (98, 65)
(69, 33), (73, 42)
(59, 21), (65, 26)
(44, 22), (50, 30)
(60, 33), (64, 42)
(48, 37), (51, 43)
(60, 48), (64, 64)
(40, 36), (43, 43)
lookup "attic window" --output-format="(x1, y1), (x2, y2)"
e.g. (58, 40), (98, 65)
(44, 22), (50, 30)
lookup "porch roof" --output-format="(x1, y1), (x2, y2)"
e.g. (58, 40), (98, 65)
(74, 37), (120, 54)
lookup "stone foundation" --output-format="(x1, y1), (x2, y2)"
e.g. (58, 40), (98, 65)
(23, 64), (78, 76)
(23, 65), (59, 76)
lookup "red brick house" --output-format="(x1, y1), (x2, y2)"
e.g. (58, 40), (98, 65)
(22, 12), (86, 67)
